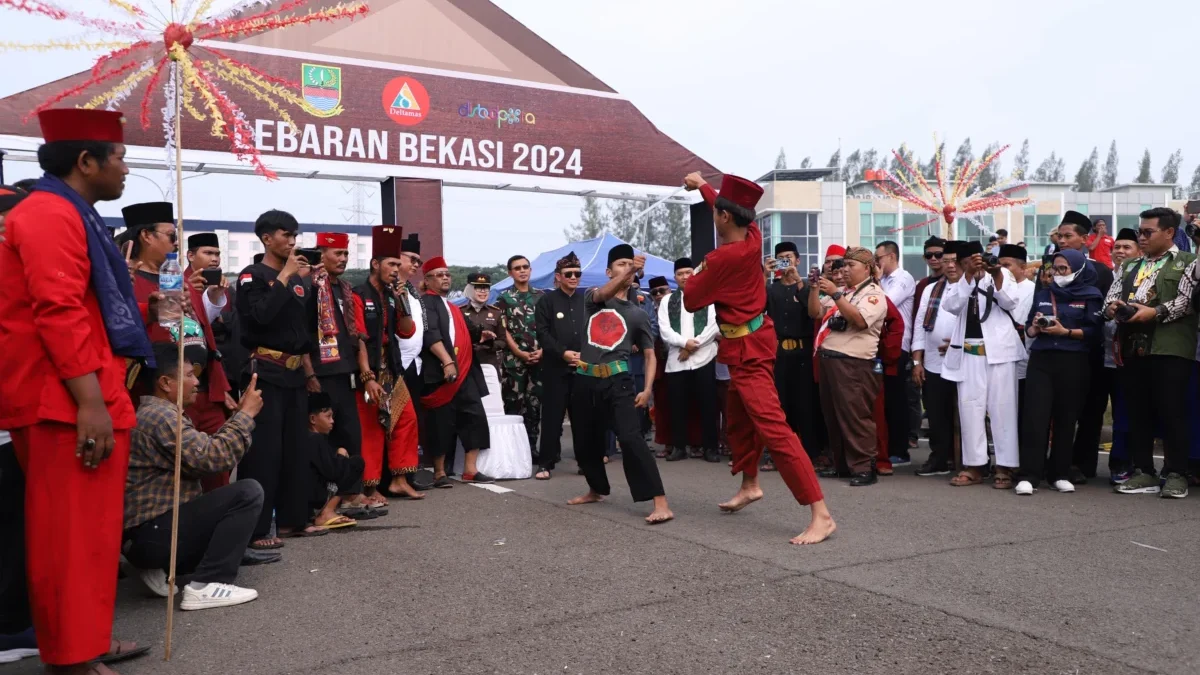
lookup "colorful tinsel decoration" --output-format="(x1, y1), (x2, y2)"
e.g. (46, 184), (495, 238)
(1, 0), (369, 180)
(863, 137), (1031, 238)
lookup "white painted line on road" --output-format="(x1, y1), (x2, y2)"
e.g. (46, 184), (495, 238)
(472, 483), (514, 494)
(1098, 451), (1165, 459)
(1130, 541), (1168, 553)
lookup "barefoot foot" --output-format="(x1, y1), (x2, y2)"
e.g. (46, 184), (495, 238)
(789, 513), (836, 545)
(567, 491), (604, 505)
(645, 507), (674, 524)
(718, 487), (764, 513)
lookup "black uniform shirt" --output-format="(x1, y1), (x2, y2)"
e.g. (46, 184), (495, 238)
(236, 262), (314, 386)
(766, 280), (814, 340)
(535, 288), (586, 372)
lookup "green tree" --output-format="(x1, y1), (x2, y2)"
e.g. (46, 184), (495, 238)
(859, 149), (879, 176)
(977, 142), (1002, 191)
(1033, 152), (1066, 182)
(921, 142), (945, 179)
(1073, 147), (1100, 192)
(1102, 141), (1119, 189)
(1135, 150), (1153, 183)
(827, 149), (841, 170)
(840, 149), (862, 183)
(950, 138), (974, 179)
(564, 195), (608, 242)
(647, 202), (691, 260)
(606, 197), (640, 245)
(888, 143), (915, 175)
(1012, 139), (1030, 180)
(1161, 149), (1183, 197)
(1189, 164), (1200, 199)
(799, 156), (812, 169)
(774, 148), (787, 170)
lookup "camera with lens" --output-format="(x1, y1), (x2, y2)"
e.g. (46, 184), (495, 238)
(1034, 315), (1054, 328)
(1186, 220), (1199, 241)
(828, 315), (849, 332)
(1114, 303), (1138, 322)
(983, 254), (1000, 267)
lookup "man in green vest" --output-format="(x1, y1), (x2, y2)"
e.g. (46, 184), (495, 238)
(1104, 207), (1197, 499)
(656, 257), (720, 463)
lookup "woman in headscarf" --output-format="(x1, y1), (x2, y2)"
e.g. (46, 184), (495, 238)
(1014, 248), (1104, 495)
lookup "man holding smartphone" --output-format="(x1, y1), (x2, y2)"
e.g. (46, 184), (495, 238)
(181, 232), (236, 491)
(235, 210), (324, 547)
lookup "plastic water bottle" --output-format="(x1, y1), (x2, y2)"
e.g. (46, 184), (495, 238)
(873, 358), (884, 375)
(158, 252), (183, 329)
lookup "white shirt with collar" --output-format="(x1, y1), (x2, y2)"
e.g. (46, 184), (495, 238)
(1011, 278), (1036, 379)
(397, 283), (425, 374)
(881, 266), (916, 352)
(939, 267), (1027, 382)
(201, 288), (227, 324)
(656, 290), (719, 373)
(910, 278), (956, 374)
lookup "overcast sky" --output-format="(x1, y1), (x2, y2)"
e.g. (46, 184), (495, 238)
(1, 0), (1195, 265)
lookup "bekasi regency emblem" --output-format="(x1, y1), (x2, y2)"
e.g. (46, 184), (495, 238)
(302, 63), (345, 118)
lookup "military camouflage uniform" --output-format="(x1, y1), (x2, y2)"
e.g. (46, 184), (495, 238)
(497, 287), (544, 450)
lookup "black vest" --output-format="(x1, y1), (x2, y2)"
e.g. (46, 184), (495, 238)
(354, 281), (401, 376)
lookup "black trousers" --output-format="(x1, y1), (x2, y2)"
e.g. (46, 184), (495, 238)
(1121, 355), (1191, 476)
(318, 373), (362, 458)
(124, 481), (264, 585)
(538, 367), (579, 470)
(572, 373), (665, 502)
(774, 342), (818, 456)
(1072, 359), (1111, 478)
(1019, 350), (1090, 486)
(0, 441), (30, 635)
(668, 360), (718, 451)
(425, 375), (490, 463)
(922, 371), (957, 470)
(907, 371), (923, 441)
(884, 351), (912, 459)
(310, 435), (365, 500)
(238, 377), (310, 538)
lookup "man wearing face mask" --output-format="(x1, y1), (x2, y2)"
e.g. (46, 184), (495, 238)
(1014, 249), (1104, 495)
(940, 241), (1026, 490)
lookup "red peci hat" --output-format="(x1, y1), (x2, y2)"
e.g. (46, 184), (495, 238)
(717, 174), (764, 211)
(422, 256), (448, 274)
(316, 232), (349, 249)
(38, 109), (125, 144)
(370, 225), (404, 259)
(825, 244), (846, 259)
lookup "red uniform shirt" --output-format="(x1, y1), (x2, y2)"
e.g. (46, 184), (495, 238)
(1086, 233), (1114, 269)
(683, 183), (775, 366)
(0, 191), (137, 430)
(878, 296), (904, 376)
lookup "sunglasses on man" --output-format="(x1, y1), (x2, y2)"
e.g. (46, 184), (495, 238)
(559, 270), (582, 279)
(924, 251), (944, 260)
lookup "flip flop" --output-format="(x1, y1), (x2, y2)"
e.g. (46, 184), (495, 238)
(433, 476), (454, 489)
(279, 527), (328, 538)
(338, 506), (374, 520)
(316, 515), (357, 530)
(249, 538), (284, 550)
(535, 469), (552, 480)
(95, 640), (150, 665)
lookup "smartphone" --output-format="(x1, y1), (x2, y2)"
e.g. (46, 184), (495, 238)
(201, 268), (223, 286)
(1186, 200), (1200, 215)
(296, 248), (322, 266)
(808, 266), (821, 284)
(776, 258), (791, 270)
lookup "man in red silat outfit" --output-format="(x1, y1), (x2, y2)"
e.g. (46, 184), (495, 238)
(873, 296), (905, 476)
(0, 109), (154, 674)
(682, 172), (836, 545)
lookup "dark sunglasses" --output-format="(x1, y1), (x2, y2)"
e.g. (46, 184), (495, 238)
(1137, 228), (1161, 239)
(560, 270), (582, 279)
(650, 288), (670, 296)
(154, 228), (177, 244)
(510, 264), (531, 272)
(924, 251), (944, 260)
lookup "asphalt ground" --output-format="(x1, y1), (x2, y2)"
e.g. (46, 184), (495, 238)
(6, 439), (1198, 675)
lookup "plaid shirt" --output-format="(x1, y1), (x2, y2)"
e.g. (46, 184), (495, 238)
(125, 396), (255, 530)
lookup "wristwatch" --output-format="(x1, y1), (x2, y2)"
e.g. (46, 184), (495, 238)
(911, 360), (922, 367)
(831, 291), (845, 301)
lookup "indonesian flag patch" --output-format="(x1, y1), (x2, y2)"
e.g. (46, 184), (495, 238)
(586, 308), (628, 351)
(239, 273), (253, 286)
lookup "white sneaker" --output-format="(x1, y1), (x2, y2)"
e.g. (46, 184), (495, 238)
(137, 568), (176, 598)
(180, 582), (258, 611)
(1014, 480), (1034, 496)
(1051, 480), (1076, 493)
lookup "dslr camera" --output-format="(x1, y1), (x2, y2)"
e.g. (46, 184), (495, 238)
(1113, 303), (1138, 322)
(1034, 315), (1055, 328)
(982, 254), (1000, 267)
(828, 315), (849, 332)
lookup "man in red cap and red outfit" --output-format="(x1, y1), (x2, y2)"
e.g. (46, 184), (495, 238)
(0, 109), (154, 673)
(421, 256), (494, 486)
(681, 171), (836, 545)
(302, 231), (370, 513)
(352, 226), (426, 502)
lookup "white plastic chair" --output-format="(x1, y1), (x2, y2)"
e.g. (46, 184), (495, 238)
(453, 364), (533, 479)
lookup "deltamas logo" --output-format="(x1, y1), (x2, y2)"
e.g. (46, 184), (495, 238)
(381, 76), (429, 126)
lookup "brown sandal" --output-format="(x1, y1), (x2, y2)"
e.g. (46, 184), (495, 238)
(992, 470), (1014, 490)
(950, 470), (982, 487)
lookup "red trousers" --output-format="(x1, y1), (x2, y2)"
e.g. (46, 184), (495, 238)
(13, 423), (129, 665)
(873, 381), (893, 473)
(357, 395), (419, 486)
(726, 350), (824, 506)
(187, 395), (231, 492)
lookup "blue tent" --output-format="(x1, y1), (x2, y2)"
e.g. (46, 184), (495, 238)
(486, 233), (677, 302)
